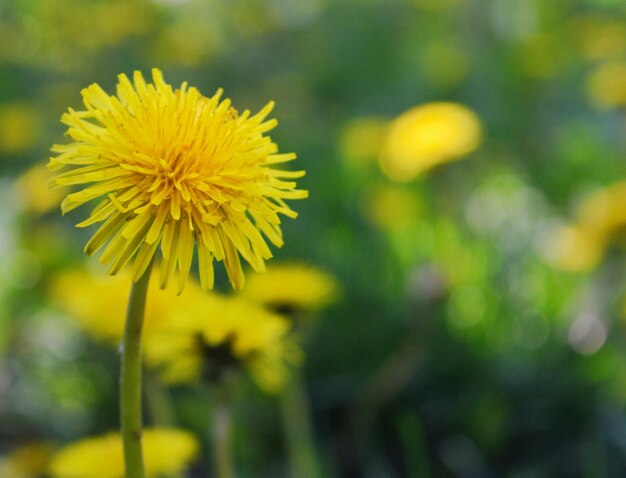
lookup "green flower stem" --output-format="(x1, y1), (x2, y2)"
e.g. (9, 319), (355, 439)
(212, 386), (235, 478)
(121, 261), (154, 478)
(280, 367), (321, 478)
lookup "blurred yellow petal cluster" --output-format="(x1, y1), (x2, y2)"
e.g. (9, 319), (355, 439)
(0, 103), (42, 155)
(144, 294), (301, 392)
(15, 165), (67, 215)
(0, 443), (53, 478)
(51, 266), (300, 392)
(48, 68), (306, 292)
(577, 182), (626, 235)
(586, 61), (626, 109)
(49, 428), (198, 478)
(50, 268), (207, 342)
(542, 224), (604, 272)
(545, 181), (626, 271)
(241, 263), (339, 313)
(379, 102), (482, 181)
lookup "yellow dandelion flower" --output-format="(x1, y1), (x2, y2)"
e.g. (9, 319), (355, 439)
(49, 428), (198, 478)
(577, 181), (626, 236)
(380, 102), (482, 182)
(144, 294), (301, 393)
(15, 165), (68, 215)
(586, 61), (626, 109)
(542, 182), (626, 272)
(541, 224), (604, 272)
(0, 442), (53, 478)
(48, 68), (307, 292)
(50, 267), (207, 343)
(240, 263), (339, 313)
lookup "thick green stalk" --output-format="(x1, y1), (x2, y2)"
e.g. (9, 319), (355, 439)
(121, 262), (154, 478)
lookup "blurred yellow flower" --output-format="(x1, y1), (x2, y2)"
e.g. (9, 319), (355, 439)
(544, 181), (626, 271)
(339, 117), (388, 165)
(577, 182), (626, 235)
(240, 263), (339, 313)
(50, 267), (207, 343)
(379, 102), (482, 181)
(49, 428), (198, 478)
(15, 165), (67, 215)
(586, 61), (626, 109)
(0, 103), (42, 155)
(48, 68), (306, 292)
(542, 224), (604, 272)
(0, 443), (53, 478)
(144, 294), (301, 392)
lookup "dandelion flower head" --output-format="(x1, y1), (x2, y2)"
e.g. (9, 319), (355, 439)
(380, 102), (481, 181)
(541, 224), (604, 272)
(144, 294), (301, 392)
(241, 262), (339, 314)
(48, 68), (307, 292)
(576, 181), (626, 236)
(543, 181), (626, 272)
(49, 428), (198, 478)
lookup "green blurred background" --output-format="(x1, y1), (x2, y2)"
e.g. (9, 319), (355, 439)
(2, 0), (626, 476)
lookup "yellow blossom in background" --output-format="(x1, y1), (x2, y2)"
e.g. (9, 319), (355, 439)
(577, 182), (626, 235)
(544, 182), (626, 272)
(51, 266), (300, 392)
(241, 263), (339, 313)
(379, 102), (482, 182)
(144, 294), (301, 392)
(49, 428), (198, 478)
(586, 61), (626, 109)
(15, 165), (68, 215)
(50, 267), (208, 342)
(339, 117), (388, 165)
(0, 103), (42, 155)
(0, 443), (53, 478)
(542, 224), (604, 272)
(48, 68), (307, 292)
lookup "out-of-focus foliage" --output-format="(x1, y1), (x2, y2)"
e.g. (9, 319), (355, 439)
(2, 0), (626, 476)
